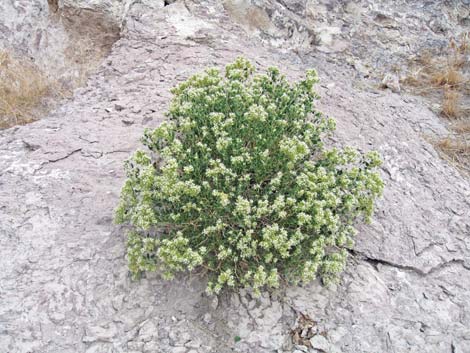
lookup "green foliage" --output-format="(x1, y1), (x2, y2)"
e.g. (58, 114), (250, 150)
(115, 57), (383, 296)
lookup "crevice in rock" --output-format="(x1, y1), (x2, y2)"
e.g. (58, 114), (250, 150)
(348, 249), (427, 275)
(348, 249), (468, 277)
(46, 148), (82, 163)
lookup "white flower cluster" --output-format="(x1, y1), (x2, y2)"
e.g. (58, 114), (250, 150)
(115, 57), (383, 295)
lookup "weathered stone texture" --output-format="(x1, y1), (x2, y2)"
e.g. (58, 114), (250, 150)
(1, 1), (469, 352)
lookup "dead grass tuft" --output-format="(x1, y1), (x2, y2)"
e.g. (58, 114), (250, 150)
(437, 137), (470, 155)
(435, 136), (470, 173)
(403, 34), (470, 173)
(442, 89), (461, 118)
(430, 66), (462, 87)
(0, 7), (119, 129)
(0, 51), (58, 129)
(403, 34), (469, 95)
(454, 120), (470, 134)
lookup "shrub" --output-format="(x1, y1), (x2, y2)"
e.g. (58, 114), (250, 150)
(115, 58), (383, 295)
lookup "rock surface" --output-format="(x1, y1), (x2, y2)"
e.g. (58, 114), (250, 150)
(1, 1), (470, 353)
(224, 0), (470, 82)
(0, 0), (122, 86)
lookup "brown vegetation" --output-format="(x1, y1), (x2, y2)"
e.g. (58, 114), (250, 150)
(403, 33), (470, 174)
(430, 66), (462, 87)
(0, 51), (58, 129)
(435, 136), (470, 172)
(1, 6), (120, 130)
(442, 89), (461, 118)
(454, 120), (470, 134)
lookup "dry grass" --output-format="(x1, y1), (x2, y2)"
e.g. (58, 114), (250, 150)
(437, 137), (470, 154)
(454, 120), (470, 134)
(442, 89), (461, 118)
(0, 7), (119, 130)
(430, 66), (463, 87)
(403, 34), (469, 98)
(0, 51), (57, 129)
(451, 34), (469, 68)
(435, 136), (470, 173)
(402, 34), (470, 174)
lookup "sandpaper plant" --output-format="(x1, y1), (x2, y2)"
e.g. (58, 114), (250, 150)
(115, 58), (383, 295)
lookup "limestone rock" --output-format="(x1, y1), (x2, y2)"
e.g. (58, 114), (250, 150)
(310, 335), (330, 351)
(381, 72), (401, 93)
(0, 1), (469, 353)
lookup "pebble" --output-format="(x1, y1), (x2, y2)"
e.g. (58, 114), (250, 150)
(310, 335), (330, 351)
(381, 73), (401, 93)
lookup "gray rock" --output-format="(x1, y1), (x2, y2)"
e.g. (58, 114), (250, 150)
(210, 296), (219, 310)
(381, 73), (401, 93)
(138, 319), (159, 342)
(170, 347), (187, 353)
(83, 324), (118, 343)
(0, 1), (469, 353)
(310, 335), (330, 351)
(202, 313), (212, 324)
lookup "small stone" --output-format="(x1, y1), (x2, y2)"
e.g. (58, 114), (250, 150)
(230, 293), (241, 308)
(452, 342), (465, 353)
(316, 28), (336, 46)
(179, 331), (191, 344)
(381, 73), (400, 93)
(353, 60), (370, 77)
(310, 335), (330, 351)
(210, 296), (218, 310)
(344, 2), (362, 17)
(83, 324), (117, 343)
(112, 294), (125, 311)
(202, 313), (212, 324)
(328, 327), (347, 343)
(430, 103), (441, 114)
(122, 118), (135, 125)
(185, 338), (201, 348)
(86, 346), (110, 353)
(143, 341), (161, 352)
(247, 299), (257, 310)
(168, 330), (178, 344)
(293, 344), (309, 352)
(127, 341), (144, 351)
(139, 319), (159, 342)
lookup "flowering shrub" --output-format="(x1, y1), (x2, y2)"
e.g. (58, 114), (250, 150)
(115, 58), (383, 295)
